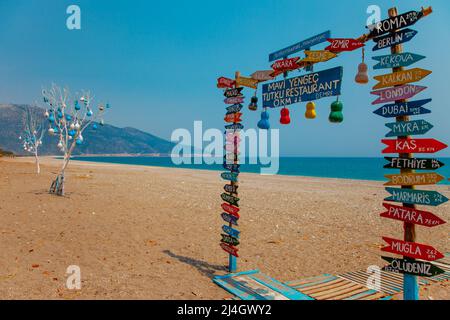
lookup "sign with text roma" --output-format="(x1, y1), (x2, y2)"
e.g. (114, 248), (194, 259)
(262, 66), (343, 108)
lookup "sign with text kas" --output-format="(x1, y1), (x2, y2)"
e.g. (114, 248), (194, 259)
(262, 66), (343, 108)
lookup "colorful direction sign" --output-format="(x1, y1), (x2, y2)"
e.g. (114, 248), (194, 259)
(384, 157), (445, 170)
(385, 119), (433, 137)
(217, 77), (235, 89)
(224, 88), (243, 98)
(269, 30), (331, 62)
(380, 203), (446, 227)
(373, 68), (432, 90)
(302, 50), (337, 62)
(226, 104), (243, 113)
(367, 8), (430, 38)
(223, 225), (240, 239)
(325, 38), (364, 52)
(271, 57), (302, 72)
(236, 76), (258, 89)
(220, 242), (239, 257)
(384, 172), (445, 186)
(224, 96), (244, 105)
(221, 203), (240, 217)
(371, 85), (426, 105)
(221, 234), (240, 246)
(373, 52), (426, 69)
(225, 123), (244, 131)
(373, 29), (418, 51)
(382, 257), (445, 277)
(221, 172), (239, 182)
(251, 70), (275, 82)
(262, 66), (343, 108)
(221, 193), (240, 206)
(373, 98), (432, 118)
(381, 138), (448, 154)
(381, 237), (444, 261)
(221, 212), (239, 226)
(224, 112), (242, 123)
(224, 183), (239, 194)
(385, 187), (449, 207)
(223, 164), (240, 174)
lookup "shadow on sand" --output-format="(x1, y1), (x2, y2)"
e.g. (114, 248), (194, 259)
(163, 250), (227, 279)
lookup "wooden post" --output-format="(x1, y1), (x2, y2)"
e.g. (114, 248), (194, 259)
(388, 7), (419, 300)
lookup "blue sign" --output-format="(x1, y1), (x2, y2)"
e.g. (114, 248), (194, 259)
(373, 52), (425, 69)
(373, 99), (431, 118)
(385, 187), (449, 207)
(373, 29), (418, 51)
(269, 31), (331, 62)
(385, 119), (433, 137)
(262, 66), (343, 108)
(222, 225), (240, 239)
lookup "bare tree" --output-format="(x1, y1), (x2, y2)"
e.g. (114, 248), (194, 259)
(42, 84), (110, 196)
(19, 106), (45, 174)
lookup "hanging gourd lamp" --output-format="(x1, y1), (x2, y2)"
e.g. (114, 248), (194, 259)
(280, 107), (291, 124)
(355, 48), (369, 84)
(305, 102), (316, 119)
(248, 91), (258, 111)
(329, 97), (344, 123)
(257, 108), (270, 130)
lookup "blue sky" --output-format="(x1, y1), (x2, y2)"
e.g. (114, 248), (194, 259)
(0, 0), (449, 156)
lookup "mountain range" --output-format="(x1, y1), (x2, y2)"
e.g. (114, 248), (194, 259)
(0, 104), (174, 156)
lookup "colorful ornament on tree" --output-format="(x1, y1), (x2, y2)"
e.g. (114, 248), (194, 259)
(329, 98), (344, 123)
(305, 102), (316, 119)
(280, 107), (291, 124)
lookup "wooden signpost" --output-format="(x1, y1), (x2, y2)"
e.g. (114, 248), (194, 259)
(381, 237), (444, 261)
(380, 203), (446, 227)
(226, 104), (243, 113)
(325, 38), (364, 52)
(385, 119), (433, 137)
(384, 157), (445, 170)
(221, 212), (239, 226)
(224, 96), (244, 105)
(221, 193), (240, 206)
(373, 52), (426, 69)
(223, 225), (240, 239)
(224, 183), (238, 194)
(224, 112), (242, 123)
(236, 75), (258, 89)
(224, 123), (244, 131)
(220, 243), (239, 258)
(221, 234), (240, 246)
(372, 28), (418, 51)
(217, 77), (235, 89)
(224, 88), (243, 98)
(373, 68), (432, 89)
(373, 98), (431, 118)
(221, 203), (240, 217)
(382, 257), (445, 277)
(250, 70), (275, 82)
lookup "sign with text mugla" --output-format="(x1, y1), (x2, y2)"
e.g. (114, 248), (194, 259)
(381, 237), (444, 261)
(262, 67), (343, 108)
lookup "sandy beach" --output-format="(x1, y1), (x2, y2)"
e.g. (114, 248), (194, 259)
(0, 157), (448, 300)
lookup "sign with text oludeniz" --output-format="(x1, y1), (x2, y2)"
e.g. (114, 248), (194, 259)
(262, 66), (343, 108)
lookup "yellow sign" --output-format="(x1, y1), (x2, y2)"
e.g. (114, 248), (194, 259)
(373, 68), (432, 89)
(236, 76), (258, 89)
(384, 172), (444, 186)
(302, 50), (337, 63)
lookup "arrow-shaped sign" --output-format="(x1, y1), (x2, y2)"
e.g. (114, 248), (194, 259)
(373, 52), (426, 69)
(373, 99), (432, 118)
(371, 85), (426, 105)
(221, 234), (240, 246)
(236, 76), (258, 89)
(223, 163), (240, 174)
(382, 256), (445, 277)
(384, 157), (445, 171)
(226, 104), (243, 113)
(251, 70), (276, 82)
(224, 87), (243, 98)
(385, 187), (449, 207)
(325, 38), (364, 52)
(225, 123), (244, 131)
(381, 138), (448, 154)
(224, 112), (242, 123)
(221, 203), (240, 217)
(224, 183), (239, 194)
(382, 237), (444, 261)
(303, 50), (337, 62)
(367, 7), (431, 38)
(221, 212), (239, 226)
(380, 203), (446, 227)
(220, 242), (239, 257)
(373, 68), (432, 90)
(271, 57), (302, 72)
(217, 77), (235, 89)
(221, 193), (240, 207)
(384, 172), (445, 186)
(224, 96), (244, 105)
(372, 29), (418, 51)
(223, 225), (240, 239)
(385, 119), (433, 137)
(221, 172), (239, 182)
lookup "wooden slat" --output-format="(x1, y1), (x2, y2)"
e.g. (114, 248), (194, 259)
(301, 279), (347, 294)
(343, 289), (380, 300)
(314, 283), (365, 300)
(286, 274), (336, 287)
(234, 276), (289, 300)
(331, 287), (375, 300)
(338, 273), (400, 295)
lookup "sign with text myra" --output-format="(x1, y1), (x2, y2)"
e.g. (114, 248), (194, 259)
(325, 38), (364, 53)
(380, 203), (445, 227)
(262, 66), (343, 108)
(385, 119), (433, 137)
(372, 29), (418, 51)
(371, 85), (426, 105)
(382, 138), (447, 154)
(385, 187), (449, 207)
(384, 157), (445, 171)
(384, 172), (444, 186)
(373, 68), (431, 90)
(381, 237), (443, 261)
(269, 30), (331, 62)
(382, 257), (445, 277)
(373, 52), (425, 69)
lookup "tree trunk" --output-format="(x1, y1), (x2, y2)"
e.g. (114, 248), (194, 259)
(34, 150), (40, 174)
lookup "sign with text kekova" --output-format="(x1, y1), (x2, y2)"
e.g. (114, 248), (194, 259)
(262, 66), (343, 108)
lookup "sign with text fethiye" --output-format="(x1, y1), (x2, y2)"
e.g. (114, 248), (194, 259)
(262, 66), (343, 108)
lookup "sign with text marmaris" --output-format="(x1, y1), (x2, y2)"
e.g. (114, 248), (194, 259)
(262, 66), (343, 108)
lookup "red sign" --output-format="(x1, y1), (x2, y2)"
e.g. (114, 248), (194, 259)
(380, 203), (446, 227)
(271, 57), (301, 72)
(217, 77), (235, 89)
(325, 38), (364, 52)
(221, 203), (240, 218)
(382, 237), (444, 261)
(224, 112), (242, 123)
(220, 242), (239, 257)
(382, 138), (448, 154)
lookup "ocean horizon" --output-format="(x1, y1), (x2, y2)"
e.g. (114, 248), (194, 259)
(71, 156), (450, 185)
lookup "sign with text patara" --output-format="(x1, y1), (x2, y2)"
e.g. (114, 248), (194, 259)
(262, 66), (343, 108)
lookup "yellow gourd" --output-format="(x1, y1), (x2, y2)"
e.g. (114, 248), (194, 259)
(305, 102), (316, 119)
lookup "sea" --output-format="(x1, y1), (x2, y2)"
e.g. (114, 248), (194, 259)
(70, 156), (450, 185)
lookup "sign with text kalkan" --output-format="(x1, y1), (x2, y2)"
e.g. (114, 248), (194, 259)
(262, 66), (343, 108)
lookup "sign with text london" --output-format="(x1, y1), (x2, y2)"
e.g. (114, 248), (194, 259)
(262, 66), (343, 108)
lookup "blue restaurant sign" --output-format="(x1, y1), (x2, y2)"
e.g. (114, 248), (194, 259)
(262, 66), (343, 108)
(268, 30), (331, 62)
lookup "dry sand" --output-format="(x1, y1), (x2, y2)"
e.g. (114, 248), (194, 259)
(0, 157), (448, 300)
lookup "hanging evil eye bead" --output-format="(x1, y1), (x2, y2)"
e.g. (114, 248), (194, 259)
(75, 100), (81, 111)
(248, 95), (258, 111)
(76, 138), (83, 145)
(329, 98), (344, 123)
(48, 114), (55, 123)
(99, 105), (105, 111)
(87, 109), (93, 117)
(257, 108), (270, 130)
(93, 123), (98, 130)
(65, 114), (72, 122)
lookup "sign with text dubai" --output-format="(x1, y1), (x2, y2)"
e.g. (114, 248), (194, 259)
(262, 66), (343, 108)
